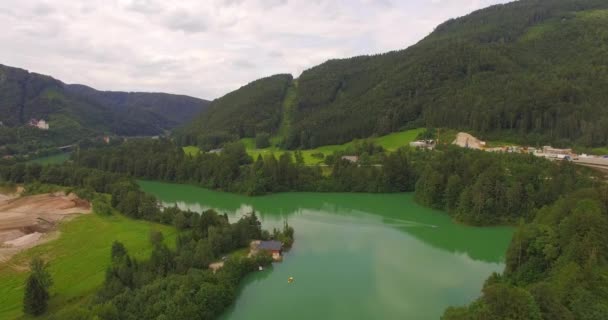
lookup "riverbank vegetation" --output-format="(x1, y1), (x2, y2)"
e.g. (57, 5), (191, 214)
(0, 158), (291, 319)
(64, 138), (607, 318)
(0, 134), (603, 319)
(444, 187), (608, 320)
(55, 210), (276, 319)
(71, 138), (595, 226)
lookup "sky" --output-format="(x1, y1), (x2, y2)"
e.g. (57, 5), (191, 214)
(0, 0), (510, 99)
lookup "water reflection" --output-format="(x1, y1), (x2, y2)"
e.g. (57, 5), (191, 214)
(154, 185), (511, 264)
(141, 181), (512, 320)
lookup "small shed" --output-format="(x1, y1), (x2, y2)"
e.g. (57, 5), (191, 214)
(258, 240), (283, 260)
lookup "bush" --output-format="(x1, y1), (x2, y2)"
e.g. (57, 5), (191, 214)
(255, 133), (271, 149)
(93, 197), (113, 216)
(311, 152), (324, 159)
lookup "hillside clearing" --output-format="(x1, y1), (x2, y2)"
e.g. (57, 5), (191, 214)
(183, 128), (428, 165)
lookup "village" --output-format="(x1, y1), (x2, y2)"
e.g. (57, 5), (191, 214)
(409, 132), (608, 172)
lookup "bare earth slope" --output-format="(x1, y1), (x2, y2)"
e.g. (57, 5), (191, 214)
(0, 192), (91, 262)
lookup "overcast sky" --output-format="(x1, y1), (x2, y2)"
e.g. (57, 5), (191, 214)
(0, 0), (510, 99)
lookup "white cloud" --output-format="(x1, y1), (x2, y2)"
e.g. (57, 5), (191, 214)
(0, 0), (510, 99)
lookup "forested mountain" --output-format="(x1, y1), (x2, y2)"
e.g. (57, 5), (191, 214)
(65, 84), (207, 128)
(180, 0), (608, 149)
(177, 74), (292, 148)
(0, 64), (209, 155)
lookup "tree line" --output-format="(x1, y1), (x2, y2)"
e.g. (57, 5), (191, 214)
(414, 147), (592, 225)
(70, 139), (596, 226)
(443, 186), (608, 320)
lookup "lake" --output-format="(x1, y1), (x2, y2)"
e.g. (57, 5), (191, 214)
(139, 181), (512, 320)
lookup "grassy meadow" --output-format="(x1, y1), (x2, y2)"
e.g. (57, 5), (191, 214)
(0, 214), (176, 319)
(27, 153), (70, 165)
(183, 128), (429, 165)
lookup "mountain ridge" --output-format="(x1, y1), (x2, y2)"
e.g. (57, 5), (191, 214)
(179, 0), (608, 150)
(0, 63), (210, 155)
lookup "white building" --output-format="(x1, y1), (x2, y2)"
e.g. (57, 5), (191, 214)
(36, 120), (49, 130)
(29, 119), (49, 130)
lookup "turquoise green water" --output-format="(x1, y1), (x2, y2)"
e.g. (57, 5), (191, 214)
(139, 181), (513, 320)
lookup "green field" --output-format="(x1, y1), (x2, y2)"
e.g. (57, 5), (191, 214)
(183, 129), (427, 165)
(591, 147), (608, 156)
(183, 145), (202, 156)
(0, 214), (176, 319)
(27, 153), (70, 165)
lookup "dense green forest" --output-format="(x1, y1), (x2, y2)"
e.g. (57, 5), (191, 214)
(443, 188), (608, 320)
(414, 148), (592, 225)
(0, 64), (209, 156)
(176, 74), (292, 150)
(180, 0), (608, 149)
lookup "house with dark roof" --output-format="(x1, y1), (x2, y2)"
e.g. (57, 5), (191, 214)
(258, 240), (283, 260)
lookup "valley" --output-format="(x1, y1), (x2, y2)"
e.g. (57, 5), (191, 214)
(1, 0), (608, 319)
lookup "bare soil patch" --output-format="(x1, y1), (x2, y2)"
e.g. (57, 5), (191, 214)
(452, 132), (486, 150)
(0, 192), (91, 262)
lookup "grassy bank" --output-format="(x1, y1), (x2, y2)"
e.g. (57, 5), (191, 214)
(0, 213), (176, 319)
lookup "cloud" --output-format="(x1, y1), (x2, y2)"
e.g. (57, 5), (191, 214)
(233, 59), (256, 69)
(124, 0), (163, 14)
(0, 0), (510, 99)
(164, 10), (208, 33)
(31, 2), (54, 15)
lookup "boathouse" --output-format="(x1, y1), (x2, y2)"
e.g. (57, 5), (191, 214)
(258, 240), (283, 260)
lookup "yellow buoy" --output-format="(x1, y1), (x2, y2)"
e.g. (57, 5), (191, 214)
(288, 277), (294, 283)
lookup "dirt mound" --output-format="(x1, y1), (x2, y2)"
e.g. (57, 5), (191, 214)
(0, 192), (91, 262)
(452, 132), (486, 150)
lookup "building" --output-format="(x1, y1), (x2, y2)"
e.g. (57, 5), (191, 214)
(258, 240), (283, 260)
(209, 148), (223, 154)
(341, 155), (359, 163)
(409, 140), (435, 150)
(28, 119), (49, 130)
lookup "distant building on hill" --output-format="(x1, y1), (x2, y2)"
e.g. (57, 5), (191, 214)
(28, 119), (49, 130)
(208, 148), (223, 154)
(341, 155), (359, 163)
(409, 140), (435, 150)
